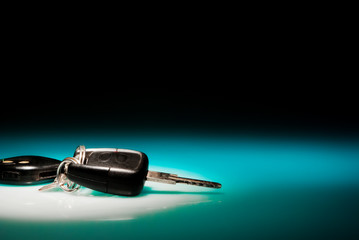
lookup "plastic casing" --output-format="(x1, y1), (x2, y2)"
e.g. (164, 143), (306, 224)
(0, 156), (60, 184)
(67, 149), (149, 196)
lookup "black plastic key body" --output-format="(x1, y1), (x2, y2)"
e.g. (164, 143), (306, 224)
(0, 156), (60, 185)
(66, 149), (149, 196)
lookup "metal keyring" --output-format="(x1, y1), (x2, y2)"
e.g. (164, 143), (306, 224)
(57, 157), (81, 192)
(75, 145), (87, 164)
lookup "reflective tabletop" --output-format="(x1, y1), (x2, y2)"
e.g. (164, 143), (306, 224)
(1, 130), (359, 240)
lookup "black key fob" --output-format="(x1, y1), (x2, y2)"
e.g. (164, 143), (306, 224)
(0, 156), (60, 185)
(66, 147), (221, 197)
(67, 148), (149, 196)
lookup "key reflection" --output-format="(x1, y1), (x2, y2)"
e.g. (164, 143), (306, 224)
(0, 182), (220, 222)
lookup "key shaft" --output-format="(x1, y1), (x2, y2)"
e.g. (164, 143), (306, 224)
(146, 171), (222, 189)
(38, 181), (58, 191)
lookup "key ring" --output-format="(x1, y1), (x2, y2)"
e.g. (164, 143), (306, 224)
(38, 146), (87, 193)
(56, 157), (81, 192)
(57, 145), (87, 192)
(74, 145), (87, 164)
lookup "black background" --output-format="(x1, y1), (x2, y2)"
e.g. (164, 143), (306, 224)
(1, 18), (357, 138)
(1, 85), (358, 138)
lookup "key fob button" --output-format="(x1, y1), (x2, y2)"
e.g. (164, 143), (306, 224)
(88, 152), (114, 165)
(19, 161), (30, 164)
(115, 154), (127, 163)
(98, 152), (112, 161)
(2, 160), (15, 164)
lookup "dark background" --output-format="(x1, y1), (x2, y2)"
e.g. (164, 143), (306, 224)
(1, 85), (358, 138)
(1, 14), (357, 138)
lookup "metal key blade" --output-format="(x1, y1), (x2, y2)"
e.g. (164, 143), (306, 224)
(38, 174), (66, 191)
(146, 171), (222, 189)
(38, 178), (59, 191)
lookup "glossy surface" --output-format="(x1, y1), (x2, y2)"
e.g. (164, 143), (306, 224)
(0, 156), (60, 184)
(1, 131), (359, 239)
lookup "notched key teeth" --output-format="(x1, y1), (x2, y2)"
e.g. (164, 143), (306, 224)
(146, 171), (222, 189)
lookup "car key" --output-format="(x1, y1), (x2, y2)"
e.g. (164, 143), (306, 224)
(0, 156), (60, 185)
(63, 147), (221, 196)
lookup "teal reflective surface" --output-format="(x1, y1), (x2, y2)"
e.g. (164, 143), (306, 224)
(1, 131), (359, 239)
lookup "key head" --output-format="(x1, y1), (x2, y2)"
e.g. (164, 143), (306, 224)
(67, 148), (149, 196)
(0, 156), (60, 185)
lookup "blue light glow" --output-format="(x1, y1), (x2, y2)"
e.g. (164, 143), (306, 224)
(1, 131), (358, 239)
